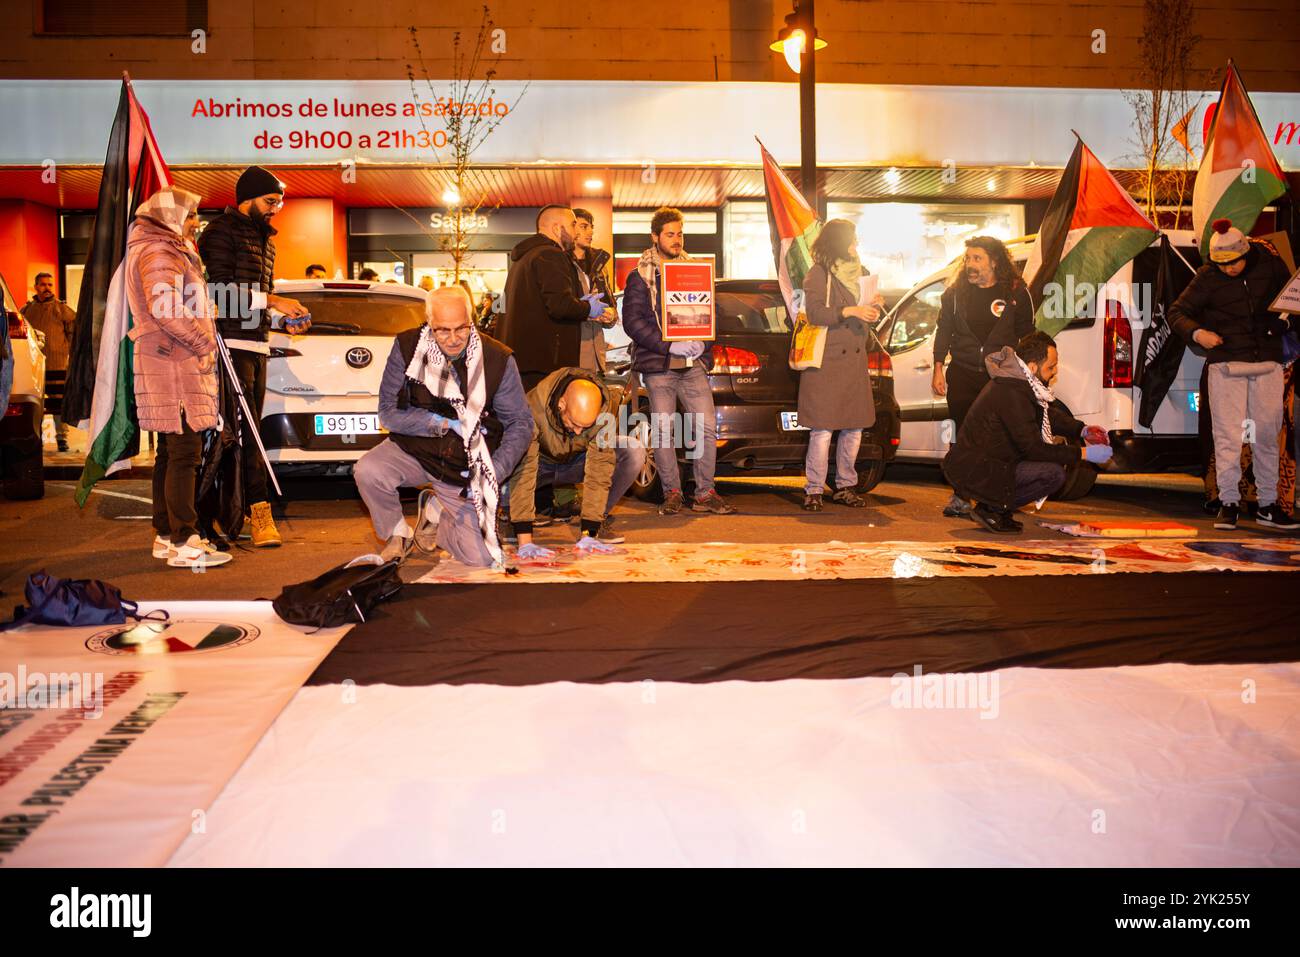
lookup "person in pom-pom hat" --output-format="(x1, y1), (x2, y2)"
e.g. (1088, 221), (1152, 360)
(1169, 218), (1298, 531)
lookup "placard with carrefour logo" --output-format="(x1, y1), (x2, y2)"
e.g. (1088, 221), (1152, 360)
(659, 261), (716, 341)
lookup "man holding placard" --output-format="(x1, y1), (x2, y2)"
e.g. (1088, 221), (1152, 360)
(622, 206), (736, 516)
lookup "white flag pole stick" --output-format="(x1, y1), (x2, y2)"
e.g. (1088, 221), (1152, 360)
(215, 336), (283, 498)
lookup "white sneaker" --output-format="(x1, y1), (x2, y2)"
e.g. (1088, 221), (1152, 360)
(168, 534), (232, 568)
(152, 536), (175, 559)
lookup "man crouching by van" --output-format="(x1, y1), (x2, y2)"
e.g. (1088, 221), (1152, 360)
(943, 331), (1114, 533)
(353, 286), (535, 566)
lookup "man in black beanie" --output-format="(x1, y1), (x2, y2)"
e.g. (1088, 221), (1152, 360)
(198, 165), (310, 547)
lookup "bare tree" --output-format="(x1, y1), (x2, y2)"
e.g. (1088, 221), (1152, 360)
(1124, 0), (1203, 228)
(406, 6), (527, 285)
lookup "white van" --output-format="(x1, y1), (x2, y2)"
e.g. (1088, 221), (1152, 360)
(882, 230), (1204, 498)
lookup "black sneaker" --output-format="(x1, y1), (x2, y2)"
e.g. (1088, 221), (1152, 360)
(942, 494), (972, 518)
(802, 493), (823, 512)
(56, 438), (69, 452)
(970, 503), (1019, 534)
(659, 489), (685, 515)
(551, 501), (579, 524)
(692, 490), (737, 515)
(596, 517), (625, 544)
(1202, 497), (1222, 516)
(1214, 503), (1239, 530)
(1255, 504), (1300, 530)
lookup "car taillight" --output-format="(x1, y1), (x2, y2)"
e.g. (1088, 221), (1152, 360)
(5, 403), (24, 417)
(7, 313), (28, 338)
(1103, 299), (1133, 389)
(712, 345), (761, 375)
(868, 350), (893, 378)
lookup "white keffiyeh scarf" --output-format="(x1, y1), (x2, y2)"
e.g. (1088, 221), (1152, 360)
(1017, 356), (1057, 443)
(404, 326), (505, 570)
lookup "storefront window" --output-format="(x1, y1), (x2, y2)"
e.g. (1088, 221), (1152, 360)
(826, 202), (1025, 293)
(722, 201), (776, 280)
(411, 252), (509, 296)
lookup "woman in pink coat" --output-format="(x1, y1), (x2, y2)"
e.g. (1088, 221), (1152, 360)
(126, 187), (230, 568)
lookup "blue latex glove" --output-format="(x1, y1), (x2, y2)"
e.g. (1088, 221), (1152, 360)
(575, 534), (618, 554)
(1084, 444), (1114, 465)
(517, 543), (556, 560)
(283, 313), (312, 334)
(669, 340), (704, 358)
(583, 293), (608, 319)
(431, 414), (464, 438)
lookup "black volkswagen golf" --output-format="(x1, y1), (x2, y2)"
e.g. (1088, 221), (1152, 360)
(610, 278), (900, 500)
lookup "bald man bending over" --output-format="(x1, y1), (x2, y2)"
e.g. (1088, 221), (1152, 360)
(499, 204), (608, 389)
(507, 366), (646, 554)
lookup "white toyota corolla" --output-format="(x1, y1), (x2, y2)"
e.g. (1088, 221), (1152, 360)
(260, 279), (429, 475)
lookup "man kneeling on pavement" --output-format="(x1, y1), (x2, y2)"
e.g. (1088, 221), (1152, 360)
(354, 286), (534, 566)
(507, 367), (645, 559)
(943, 331), (1113, 533)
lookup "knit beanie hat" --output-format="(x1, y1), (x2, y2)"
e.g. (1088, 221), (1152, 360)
(1208, 218), (1249, 263)
(235, 166), (284, 205)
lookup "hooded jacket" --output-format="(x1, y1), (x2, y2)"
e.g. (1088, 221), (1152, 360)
(941, 346), (1084, 509)
(508, 366), (626, 537)
(1168, 244), (1293, 365)
(124, 192), (219, 433)
(498, 233), (591, 382)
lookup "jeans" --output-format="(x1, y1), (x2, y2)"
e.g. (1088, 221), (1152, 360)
(230, 348), (270, 505)
(152, 413), (204, 543)
(1010, 461), (1067, 509)
(643, 363), (718, 496)
(534, 437), (646, 518)
(1208, 361), (1284, 507)
(804, 428), (862, 493)
(353, 438), (495, 568)
(0, 352), (12, 413)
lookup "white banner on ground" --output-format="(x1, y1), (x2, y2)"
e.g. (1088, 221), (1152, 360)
(0, 601), (348, 866)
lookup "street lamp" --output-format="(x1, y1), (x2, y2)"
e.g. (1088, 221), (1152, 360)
(770, 1), (825, 213)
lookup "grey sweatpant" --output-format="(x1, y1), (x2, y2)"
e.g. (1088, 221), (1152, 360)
(1207, 360), (1284, 507)
(353, 438), (494, 567)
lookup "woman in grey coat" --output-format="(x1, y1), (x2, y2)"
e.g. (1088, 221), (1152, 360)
(798, 219), (883, 510)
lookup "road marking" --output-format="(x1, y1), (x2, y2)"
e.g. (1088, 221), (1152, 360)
(49, 482), (153, 505)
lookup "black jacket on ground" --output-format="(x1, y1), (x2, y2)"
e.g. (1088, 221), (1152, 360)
(498, 234), (590, 380)
(933, 280), (1035, 374)
(942, 350), (1085, 510)
(197, 206), (277, 342)
(1169, 244), (1292, 365)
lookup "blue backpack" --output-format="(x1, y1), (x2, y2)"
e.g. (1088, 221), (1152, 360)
(1, 570), (166, 630)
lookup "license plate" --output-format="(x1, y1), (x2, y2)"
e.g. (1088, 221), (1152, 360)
(314, 414), (383, 435)
(780, 411), (809, 431)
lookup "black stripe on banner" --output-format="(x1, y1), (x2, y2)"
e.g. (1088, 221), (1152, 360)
(306, 571), (1300, 688)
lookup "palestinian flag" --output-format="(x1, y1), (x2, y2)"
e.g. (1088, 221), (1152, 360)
(758, 138), (820, 325)
(67, 74), (172, 506)
(1192, 61), (1288, 254)
(1023, 136), (1159, 337)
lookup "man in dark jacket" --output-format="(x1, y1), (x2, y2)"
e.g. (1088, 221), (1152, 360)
(1169, 220), (1297, 530)
(353, 286), (534, 566)
(21, 272), (77, 451)
(622, 206), (734, 516)
(932, 236), (1035, 517)
(943, 331), (1113, 533)
(197, 165), (310, 547)
(572, 208), (619, 375)
(498, 205), (606, 389)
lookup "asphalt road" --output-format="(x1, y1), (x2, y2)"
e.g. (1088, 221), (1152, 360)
(1, 460), (1288, 603)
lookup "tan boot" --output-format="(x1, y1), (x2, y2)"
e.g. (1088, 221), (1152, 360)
(248, 501), (282, 548)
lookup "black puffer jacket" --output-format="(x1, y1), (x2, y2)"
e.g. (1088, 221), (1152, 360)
(498, 234), (590, 381)
(1169, 244), (1292, 365)
(197, 206), (277, 342)
(942, 347), (1084, 509)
